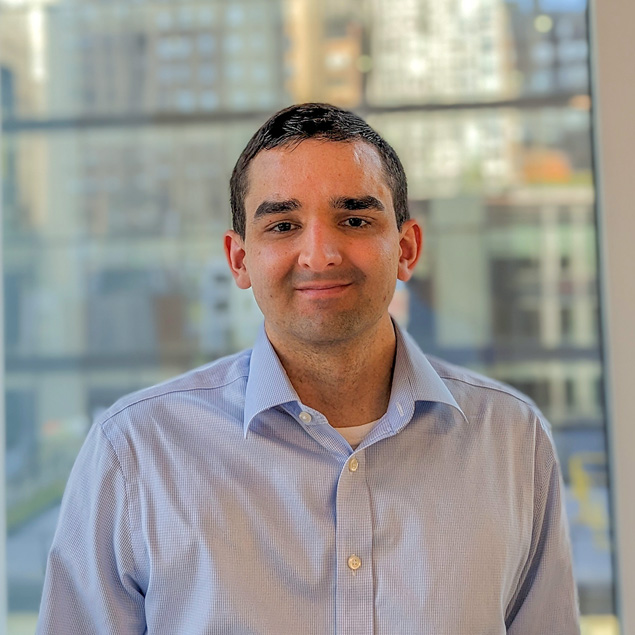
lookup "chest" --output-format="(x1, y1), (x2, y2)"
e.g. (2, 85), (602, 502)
(133, 425), (533, 634)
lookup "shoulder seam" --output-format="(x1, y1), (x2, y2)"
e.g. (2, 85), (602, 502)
(100, 372), (249, 426)
(435, 373), (537, 410)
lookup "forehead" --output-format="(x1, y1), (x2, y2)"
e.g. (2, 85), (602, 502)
(245, 139), (389, 201)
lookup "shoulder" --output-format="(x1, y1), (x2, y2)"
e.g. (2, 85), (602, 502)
(97, 348), (252, 432)
(426, 355), (552, 437)
(423, 356), (560, 489)
(428, 355), (536, 408)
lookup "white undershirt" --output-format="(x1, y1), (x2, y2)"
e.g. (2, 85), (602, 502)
(335, 419), (379, 449)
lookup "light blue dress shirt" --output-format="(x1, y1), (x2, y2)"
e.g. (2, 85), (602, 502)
(37, 324), (580, 634)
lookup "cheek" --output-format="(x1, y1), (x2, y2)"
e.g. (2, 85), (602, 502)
(368, 243), (401, 276)
(377, 248), (402, 297)
(246, 250), (292, 292)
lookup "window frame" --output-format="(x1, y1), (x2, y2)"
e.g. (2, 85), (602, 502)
(1, 70), (8, 628)
(591, 0), (635, 631)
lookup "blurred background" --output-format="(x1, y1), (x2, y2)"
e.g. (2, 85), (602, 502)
(0, 0), (618, 632)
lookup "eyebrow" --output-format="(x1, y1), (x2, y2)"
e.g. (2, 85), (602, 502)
(252, 195), (385, 220)
(331, 196), (385, 212)
(253, 199), (301, 219)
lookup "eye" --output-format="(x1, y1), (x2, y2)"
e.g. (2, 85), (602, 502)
(344, 217), (368, 228)
(270, 221), (294, 233)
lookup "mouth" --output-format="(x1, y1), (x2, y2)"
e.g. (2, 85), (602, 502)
(295, 282), (353, 298)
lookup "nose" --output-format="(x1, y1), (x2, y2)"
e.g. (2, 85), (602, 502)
(297, 221), (343, 271)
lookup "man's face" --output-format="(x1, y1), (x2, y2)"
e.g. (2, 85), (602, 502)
(225, 139), (421, 349)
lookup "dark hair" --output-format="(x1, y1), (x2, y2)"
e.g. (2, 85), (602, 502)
(230, 103), (409, 238)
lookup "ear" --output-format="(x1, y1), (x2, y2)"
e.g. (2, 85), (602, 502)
(224, 230), (252, 290)
(397, 219), (423, 282)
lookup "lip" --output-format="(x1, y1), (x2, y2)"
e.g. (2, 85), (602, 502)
(295, 282), (352, 298)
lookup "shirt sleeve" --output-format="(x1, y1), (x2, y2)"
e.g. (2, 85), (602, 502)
(506, 418), (581, 635)
(36, 421), (146, 634)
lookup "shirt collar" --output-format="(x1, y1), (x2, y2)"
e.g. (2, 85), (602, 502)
(392, 324), (468, 424)
(244, 325), (300, 437)
(243, 321), (467, 436)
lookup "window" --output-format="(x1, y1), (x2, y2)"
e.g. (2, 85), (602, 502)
(1, 1), (617, 632)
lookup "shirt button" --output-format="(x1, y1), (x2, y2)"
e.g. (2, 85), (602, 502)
(347, 555), (362, 571)
(348, 457), (359, 472)
(299, 411), (312, 423)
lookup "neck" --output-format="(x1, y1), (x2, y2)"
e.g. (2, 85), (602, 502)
(267, 316), (397, 428)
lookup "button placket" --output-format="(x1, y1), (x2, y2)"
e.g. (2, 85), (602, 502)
(335, 451), (374, 633)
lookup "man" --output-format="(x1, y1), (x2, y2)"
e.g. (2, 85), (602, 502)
(37, 103), (580, 634)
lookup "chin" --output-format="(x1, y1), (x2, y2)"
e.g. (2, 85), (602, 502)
(288, 314), (376, 347)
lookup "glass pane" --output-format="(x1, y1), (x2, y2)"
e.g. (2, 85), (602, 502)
(1, 0), (616, 633)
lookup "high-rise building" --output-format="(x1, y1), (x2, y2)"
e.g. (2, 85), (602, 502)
(508, 3), (589, 95)
(284, 0), (364, 106)
(46, 2), (287, 116)
(366, 0), (513, 104)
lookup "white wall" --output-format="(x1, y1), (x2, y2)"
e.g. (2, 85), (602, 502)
(591, 0), (635, 632)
